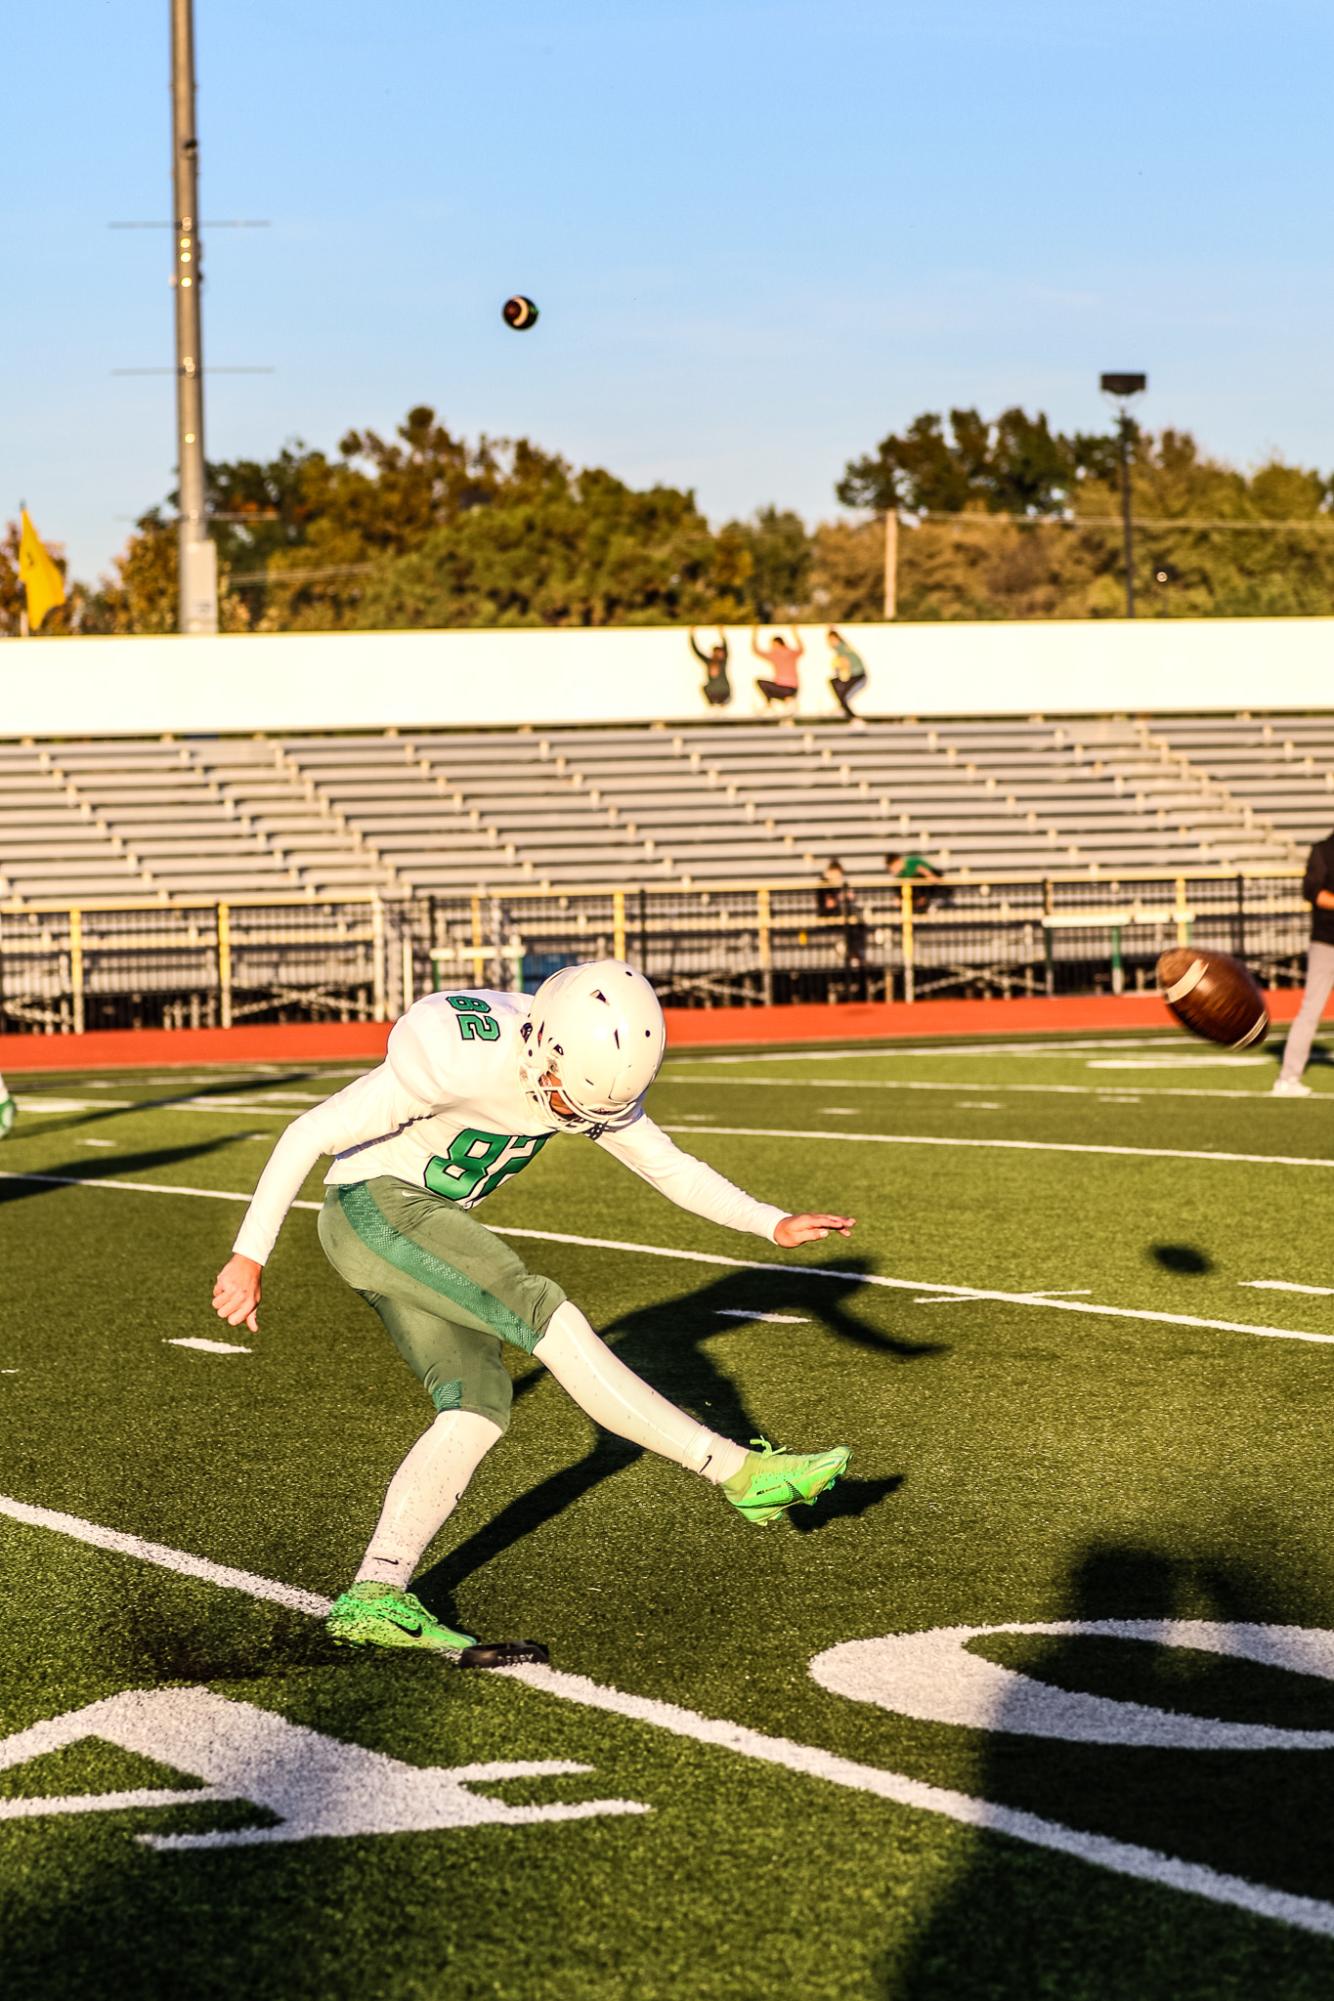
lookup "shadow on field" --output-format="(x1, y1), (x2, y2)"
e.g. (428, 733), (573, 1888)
(27, 1070), (326, 1140)
(419, 1258), (926, 1600)
(1148, 1242), (1214, 1275)
(886, 1538), (1334, 1998)
(0, 1135), (248, 1202)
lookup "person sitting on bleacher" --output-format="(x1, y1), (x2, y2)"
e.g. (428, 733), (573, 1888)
(887, 849), (944, 914)
(752, 626), (803, 711)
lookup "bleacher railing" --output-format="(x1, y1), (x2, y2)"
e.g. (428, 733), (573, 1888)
(0, 871), (1311, 1035)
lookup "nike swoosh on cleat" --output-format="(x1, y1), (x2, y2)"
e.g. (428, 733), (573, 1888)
(384, 1617), (424, 1636)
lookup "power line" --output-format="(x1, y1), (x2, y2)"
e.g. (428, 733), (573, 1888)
(904, 513), (1334, 534)
(227, 563), (377, 585)
(108, 218), (269, 229)
(110, 366), (274, 376)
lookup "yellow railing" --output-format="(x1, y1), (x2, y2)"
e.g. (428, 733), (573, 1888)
(0, 870), (1310, 1029)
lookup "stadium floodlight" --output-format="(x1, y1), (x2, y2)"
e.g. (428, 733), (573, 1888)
(1100, 372), (1148, 618)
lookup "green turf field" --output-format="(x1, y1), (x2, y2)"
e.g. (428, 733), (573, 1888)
(4, 1030), (1334, 1999)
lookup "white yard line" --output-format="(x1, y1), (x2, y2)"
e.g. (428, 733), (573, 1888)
(1241, 1280), (1334, 1297)
(0, 1169), (1328, 1346)
(24, 1077), (1307, 1119)
(12, 1096), (276, 1119)
(1089, 1056), (1269, 1070)
(663, 1075), (1298, 1105)
(0, 1493), (328, 1616)
(715, 1309), (810, 1324)
(3, 1491), (1333, 1944)
(172, 1101), (293, 1116)
(15, 1097), (133, 1113)
(166, 1337), (252, 1356)
(241, 1091), (327, 1104)
(0, 1171), (263, 1206)
(914, 1288), (1092, 1306)
(659, 1121), (1334, 1174)
(502, 1665), (1334, 1943)
(677, 1036), (1193, 1066)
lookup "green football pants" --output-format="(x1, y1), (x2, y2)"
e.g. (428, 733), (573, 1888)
(316, 1177), (567, 1433)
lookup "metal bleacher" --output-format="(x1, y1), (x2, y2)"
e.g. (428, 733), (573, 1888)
(0, 712), (1324, 907)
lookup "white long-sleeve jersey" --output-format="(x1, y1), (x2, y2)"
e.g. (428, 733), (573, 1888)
(232, 989), (786, 1265)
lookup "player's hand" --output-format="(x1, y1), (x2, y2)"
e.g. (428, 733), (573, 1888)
(213, 1253), (262, 1333)
(774, 1213), (855, 1247)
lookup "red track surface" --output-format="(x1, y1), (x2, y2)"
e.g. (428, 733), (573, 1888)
(0, 988), (1315, 1072)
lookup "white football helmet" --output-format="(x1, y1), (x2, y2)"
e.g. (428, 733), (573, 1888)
(519, 960), (666, 1133)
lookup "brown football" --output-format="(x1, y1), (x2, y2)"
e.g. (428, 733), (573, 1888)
(1156, 947), (1269, 1049)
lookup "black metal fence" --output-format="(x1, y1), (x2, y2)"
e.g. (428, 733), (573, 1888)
(0, 874), (1311, 1035)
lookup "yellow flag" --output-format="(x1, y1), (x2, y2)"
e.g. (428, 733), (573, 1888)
(18, 508), (66, 632)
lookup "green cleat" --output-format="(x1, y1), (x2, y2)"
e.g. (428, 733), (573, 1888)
(0, 1095), (14, 1140)
(722, 1437), (851, 1526)
(325, 1581), (477, 1656)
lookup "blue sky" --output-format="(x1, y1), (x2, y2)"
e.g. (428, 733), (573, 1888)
(5, 1), (1332, 583)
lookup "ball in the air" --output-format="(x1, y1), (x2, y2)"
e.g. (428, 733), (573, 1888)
(1156, 947), (1269, 1049)
(503, 295), (539, 331)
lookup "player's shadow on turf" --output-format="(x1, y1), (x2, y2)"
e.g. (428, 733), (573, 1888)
(418, 1260), (923, 1603)
(31, 1070), (328, 1139)
(1148, 1242), (1213, 1274)
(887, 1538), (1334, 1998)
(0, 1134), (247, 1201)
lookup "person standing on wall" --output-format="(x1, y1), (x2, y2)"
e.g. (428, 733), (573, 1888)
(826, 629), (868, 722)
(689, 630), (732, 708)
(1273, 829), (1334, 1096)
(752, 626), (803, 711)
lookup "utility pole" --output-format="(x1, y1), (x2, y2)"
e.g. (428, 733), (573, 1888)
(883, 509), (898, 620)
(171, 0), (217, 634)
(1116, 413), (1136, 620)
(1099, 373), (1147, 621)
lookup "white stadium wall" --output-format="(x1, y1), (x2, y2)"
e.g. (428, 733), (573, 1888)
(2, 618), (1332, 735)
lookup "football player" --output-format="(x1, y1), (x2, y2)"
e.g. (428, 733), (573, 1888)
(213, 962), (854, 1654)
(0, 1074), (13, 1139)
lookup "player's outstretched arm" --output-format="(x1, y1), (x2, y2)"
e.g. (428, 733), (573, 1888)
(774, 1212), (855, 1246)
(596, 1113), (854, 1247)
(213, 1253), (262, 1333)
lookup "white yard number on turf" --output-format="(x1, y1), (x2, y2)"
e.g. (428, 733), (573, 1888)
(811, 1620), (1334, 1749)
(0, 1686), (647, 1848)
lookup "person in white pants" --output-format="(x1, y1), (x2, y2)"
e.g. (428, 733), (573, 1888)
(1274, 833), (1334, 1097)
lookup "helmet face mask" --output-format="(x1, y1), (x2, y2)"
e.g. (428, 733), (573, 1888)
(518, 961), (666, 1134)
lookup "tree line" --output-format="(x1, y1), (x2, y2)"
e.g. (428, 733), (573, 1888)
(8, 403), (1334, 634)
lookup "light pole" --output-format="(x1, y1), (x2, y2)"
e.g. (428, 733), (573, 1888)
(171, 0), (218, 634)
(1099, 372), (1146, 619)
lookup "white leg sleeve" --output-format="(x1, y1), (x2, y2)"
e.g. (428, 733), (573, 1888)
(1281, 941), (1334, 1081)
(533, 1301), (747, 1485)
(355, 1409), (503, 1586)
